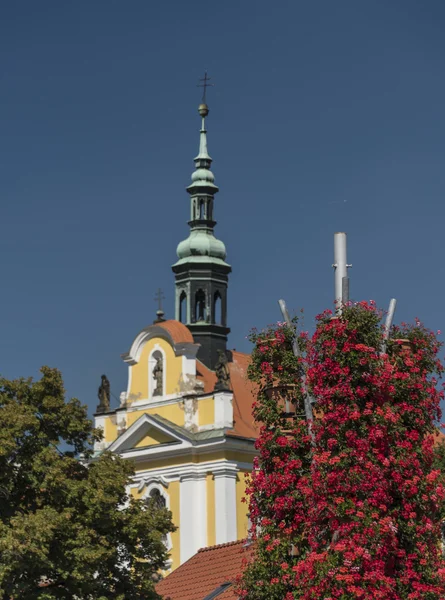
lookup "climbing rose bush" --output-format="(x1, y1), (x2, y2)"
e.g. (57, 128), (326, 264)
(238, 302), (445, 600)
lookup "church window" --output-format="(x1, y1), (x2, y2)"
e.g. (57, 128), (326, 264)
(179, 291), (187, 323)
(195, 289), (207, 322)
(144, 485), (171, 551)
(214, 291), (222, 325)
(199, 199), (205, 219)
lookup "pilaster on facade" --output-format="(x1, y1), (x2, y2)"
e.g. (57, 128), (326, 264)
(179, 472), (208, 563)
(213, 464), (238, 544)
(214, 391), (233, 430)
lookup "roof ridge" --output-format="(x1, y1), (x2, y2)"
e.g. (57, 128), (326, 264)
(197, 539), (246, 553)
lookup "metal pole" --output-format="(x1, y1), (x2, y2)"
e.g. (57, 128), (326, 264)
(278, 299), (301, 358)
(342, 276), (350, 304)
(278, 299), (314, 441)
(381, 298), (397, 354)
(333, 232), (348, 314)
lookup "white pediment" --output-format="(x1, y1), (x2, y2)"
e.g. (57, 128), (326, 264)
(108, 413), (192, 454)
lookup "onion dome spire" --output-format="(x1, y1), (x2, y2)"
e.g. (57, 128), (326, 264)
(172, 76), (231, 370)
(186, 102), (219, 197)
(175, 100), (227, 263)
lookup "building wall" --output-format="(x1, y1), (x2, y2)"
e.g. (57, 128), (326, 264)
(129, 454), (252, 570)
(95, 328), (255, 572)
(128, 338), (183, 401)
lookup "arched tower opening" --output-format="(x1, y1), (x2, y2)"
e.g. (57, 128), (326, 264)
(195, 289), (207, 322)
(179, 291), (187, 324)
(214, 291), (222, 325)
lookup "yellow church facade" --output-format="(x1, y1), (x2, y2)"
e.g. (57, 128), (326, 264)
(94, 99), (258, 572)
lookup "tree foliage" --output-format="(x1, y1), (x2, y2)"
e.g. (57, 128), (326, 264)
(0, 367), (174, 600)
(239, 303), (445, 599)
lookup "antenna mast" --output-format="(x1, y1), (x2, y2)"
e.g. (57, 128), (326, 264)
(333, 232), (351, 313)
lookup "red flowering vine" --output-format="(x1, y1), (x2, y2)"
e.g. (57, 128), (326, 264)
(239, 302), (445, 600)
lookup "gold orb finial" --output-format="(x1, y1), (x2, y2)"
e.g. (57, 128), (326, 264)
(198, 103), (209, 117)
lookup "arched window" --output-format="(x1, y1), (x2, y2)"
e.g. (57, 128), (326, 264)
(195, 289), (206, 322)
(144, 485), (172, 553)
(214, 291), (222, 325)
(150, 349), (165, 398)
(179, 291), (187, 324)
(199, 199), (205, 219)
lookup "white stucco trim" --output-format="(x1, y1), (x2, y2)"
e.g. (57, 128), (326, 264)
(125, 364), (132, 399)
(107, 413), (192, 454)
(126, 389), (213, 411)
(127, 393), (186, 409)
(182, 352), (196, 378)
(121, 325), (200, 366)
(117, 434), (257, 463)
(137, 475), (169, 492)
(94, 415), (107, 451)
(129, 459), (250, 486)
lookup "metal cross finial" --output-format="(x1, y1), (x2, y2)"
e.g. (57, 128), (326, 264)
(197, 71), (214, 103)
(154, 288), (165, 313)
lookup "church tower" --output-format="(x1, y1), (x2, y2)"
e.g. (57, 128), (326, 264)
(172, 102), (231, 370)
(94, 90), (258, 572)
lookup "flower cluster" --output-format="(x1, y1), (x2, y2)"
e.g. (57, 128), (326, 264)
(238, 302), (445, 599)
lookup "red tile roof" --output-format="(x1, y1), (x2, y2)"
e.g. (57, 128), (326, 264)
(156, 540), (251, 600)
(196, 351), (258, 440)
(156, 320), (195, 344)
(227, 351), (258, 439)
(433, 429), (445, 446)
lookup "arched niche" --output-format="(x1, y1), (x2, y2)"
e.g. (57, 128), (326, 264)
(149, 347), (166, 399)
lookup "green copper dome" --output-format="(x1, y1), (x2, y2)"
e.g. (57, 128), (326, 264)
(190, 168), (216, 185)
(176, 230), (227, 261)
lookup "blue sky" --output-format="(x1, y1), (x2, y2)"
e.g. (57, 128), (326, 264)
(1, 1), (445, 416)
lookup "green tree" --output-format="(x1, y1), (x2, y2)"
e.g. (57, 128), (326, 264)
(0, 367), (174, 600)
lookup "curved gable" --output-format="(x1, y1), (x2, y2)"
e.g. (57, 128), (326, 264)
(120, 320), (200, 405)
(121, 320), (197, 366)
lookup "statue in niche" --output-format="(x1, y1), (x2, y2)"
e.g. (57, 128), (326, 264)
(195, 289), (207, 322)
(153, 356), (163, 396)
(214, 350), (231, 392)
(149, 488), (166, 510)
(96, 374), (111, 413)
